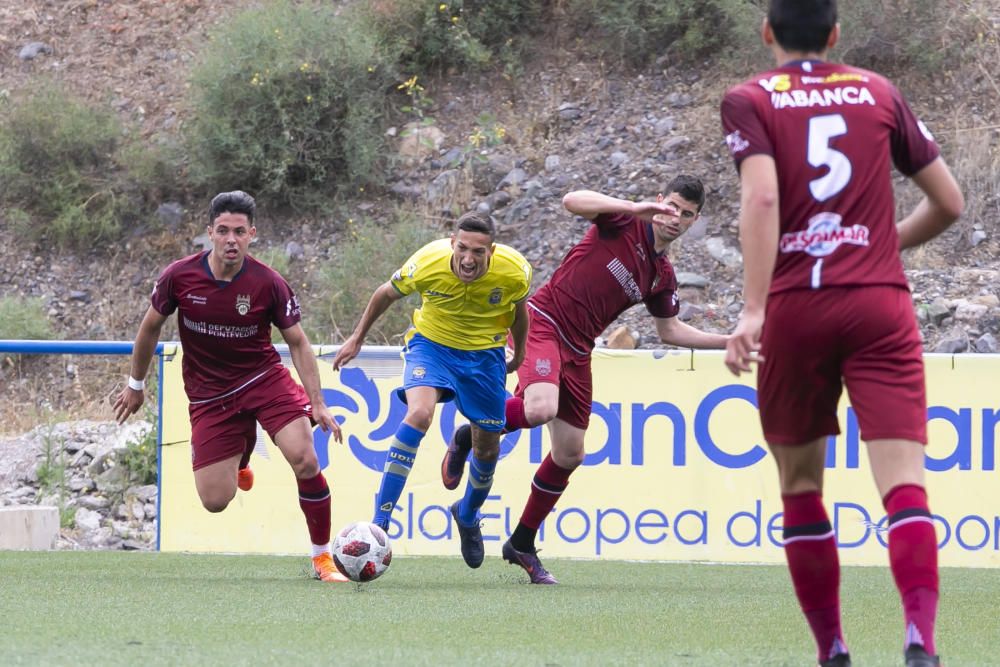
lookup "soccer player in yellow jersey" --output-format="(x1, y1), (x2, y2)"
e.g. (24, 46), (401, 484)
(333, 212), (532, 568)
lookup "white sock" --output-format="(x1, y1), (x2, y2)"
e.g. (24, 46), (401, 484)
(311, 543), (330, 558)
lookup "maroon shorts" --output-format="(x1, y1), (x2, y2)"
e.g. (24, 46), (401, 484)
(758, 285), (927, 446)
(188, 365), (313, 470)
(515, 313), (593, 430)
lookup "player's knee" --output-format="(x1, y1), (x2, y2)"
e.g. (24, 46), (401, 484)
(291, 457), (320, 479)
(201, 492), (234, 513)
(471, 437), (500, 462)
(285, 449), (320, 478)
(552, 445), (585, 470)
(524, 400), (558, 426)
(405, 406), (435, 432)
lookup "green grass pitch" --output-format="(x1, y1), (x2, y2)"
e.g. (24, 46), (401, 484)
(0, 552), (996, 666)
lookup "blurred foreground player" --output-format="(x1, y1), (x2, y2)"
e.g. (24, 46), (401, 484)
(721, 2), (963, 665)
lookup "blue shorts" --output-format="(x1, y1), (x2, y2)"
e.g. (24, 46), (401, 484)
(398, 333), (507, 432)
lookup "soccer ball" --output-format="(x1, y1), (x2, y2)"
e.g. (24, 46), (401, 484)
(331, 521), (393, 582)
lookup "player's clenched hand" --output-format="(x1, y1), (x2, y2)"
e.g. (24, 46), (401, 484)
(725, 310), (765, 376)
(312, 404), (342, 443)
(331, 335), (361, 370)
(113, 387), (144, 425)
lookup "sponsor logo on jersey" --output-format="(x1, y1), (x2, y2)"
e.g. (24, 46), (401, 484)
(285, 294), (300, 318)
(779, 213), (870, 257)
(235, 294), (251, 315)
(607, 258), (643, 304)
(424, 290), (453, 298)
(489, 288), (503, 305)
(758, 73), (792, 92)
(770, 86), (876, 110)
(917, 120), (935, 142)
(185, 294), (207, 305)
(801, 72), (868, 85)
(535, 358), (552, 377)
(725, 129), (750, 155)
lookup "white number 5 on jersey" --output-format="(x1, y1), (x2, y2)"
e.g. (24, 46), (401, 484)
(808, 114), (851, 202)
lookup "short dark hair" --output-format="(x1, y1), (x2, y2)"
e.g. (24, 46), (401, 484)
(209, 190), (256, 225)
(455, 211), (495, 240)
(665, 175), (706, 211)
(768, 0), (837, 54)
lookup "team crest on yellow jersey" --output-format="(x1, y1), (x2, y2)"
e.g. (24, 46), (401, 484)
(489, 288), (503, 305)
(235, 294), (251, 315)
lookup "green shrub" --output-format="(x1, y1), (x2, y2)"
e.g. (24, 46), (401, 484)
(252, 245), (292, 278)
(0, 296), (54, 340)
(118, 422), (158, 486)
(837, 0), (953, 72)
(0, 85), (127, 247)
(185, 0), (400, 211)
(0, 84), (180, 249)
(364, 0), (543, 74)
(564, 0), (760, 68)
(310, 212), (440, 344)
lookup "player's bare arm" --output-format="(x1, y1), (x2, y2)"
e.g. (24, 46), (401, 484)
(896, 157), (964, 250)
(654, 316), (729, 350)
(332, 281), (403, 370)
(282, 322), (341, 442)
(562, 190), (678, 222)
(506, 300), (530, 373)
(726, 154), (779, 376)
(114, 306), (168, 424)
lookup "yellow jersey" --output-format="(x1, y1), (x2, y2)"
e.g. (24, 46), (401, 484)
(391, 238), (532, 351)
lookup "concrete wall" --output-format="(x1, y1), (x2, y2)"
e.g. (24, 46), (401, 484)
(0, 506), (59, 550)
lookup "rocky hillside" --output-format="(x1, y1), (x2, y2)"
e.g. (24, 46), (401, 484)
(1, 1), (999, 416)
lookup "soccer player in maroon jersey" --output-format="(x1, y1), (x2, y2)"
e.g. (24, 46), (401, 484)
(720, 3), (964, 666)
(113, 191), (348, 583)
(441, 175), (729, 583)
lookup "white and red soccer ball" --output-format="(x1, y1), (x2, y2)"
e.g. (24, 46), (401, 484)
(332, 521), (393, 582)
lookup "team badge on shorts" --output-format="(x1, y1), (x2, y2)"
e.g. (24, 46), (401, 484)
(235, 294), (252, 315)
(535, 358), (552, 377)
(489, 288), (503, 305)
(412, 366), (426, 379)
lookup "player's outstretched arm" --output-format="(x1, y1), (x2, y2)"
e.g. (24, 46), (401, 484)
(282, 323), (342, 442)
(331, 282), (403, 370)
(562, 190), (676, 222)
(896, 157), (964, 250)
(654, 316), (730, 350)
(113, 306), (167, 424)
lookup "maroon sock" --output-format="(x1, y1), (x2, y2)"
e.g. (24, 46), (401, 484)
(884, 484), (939, 655)
(782, 492), (846, 662)
(239, 434), (255, 470)
(509, 454), (575, 552)
(502, 396), (532, 434)
(297, 472), (331, 547)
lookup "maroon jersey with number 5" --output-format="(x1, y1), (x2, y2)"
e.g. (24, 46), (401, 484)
(720, 60), (939, 294)
(150, 251), (301, 401)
